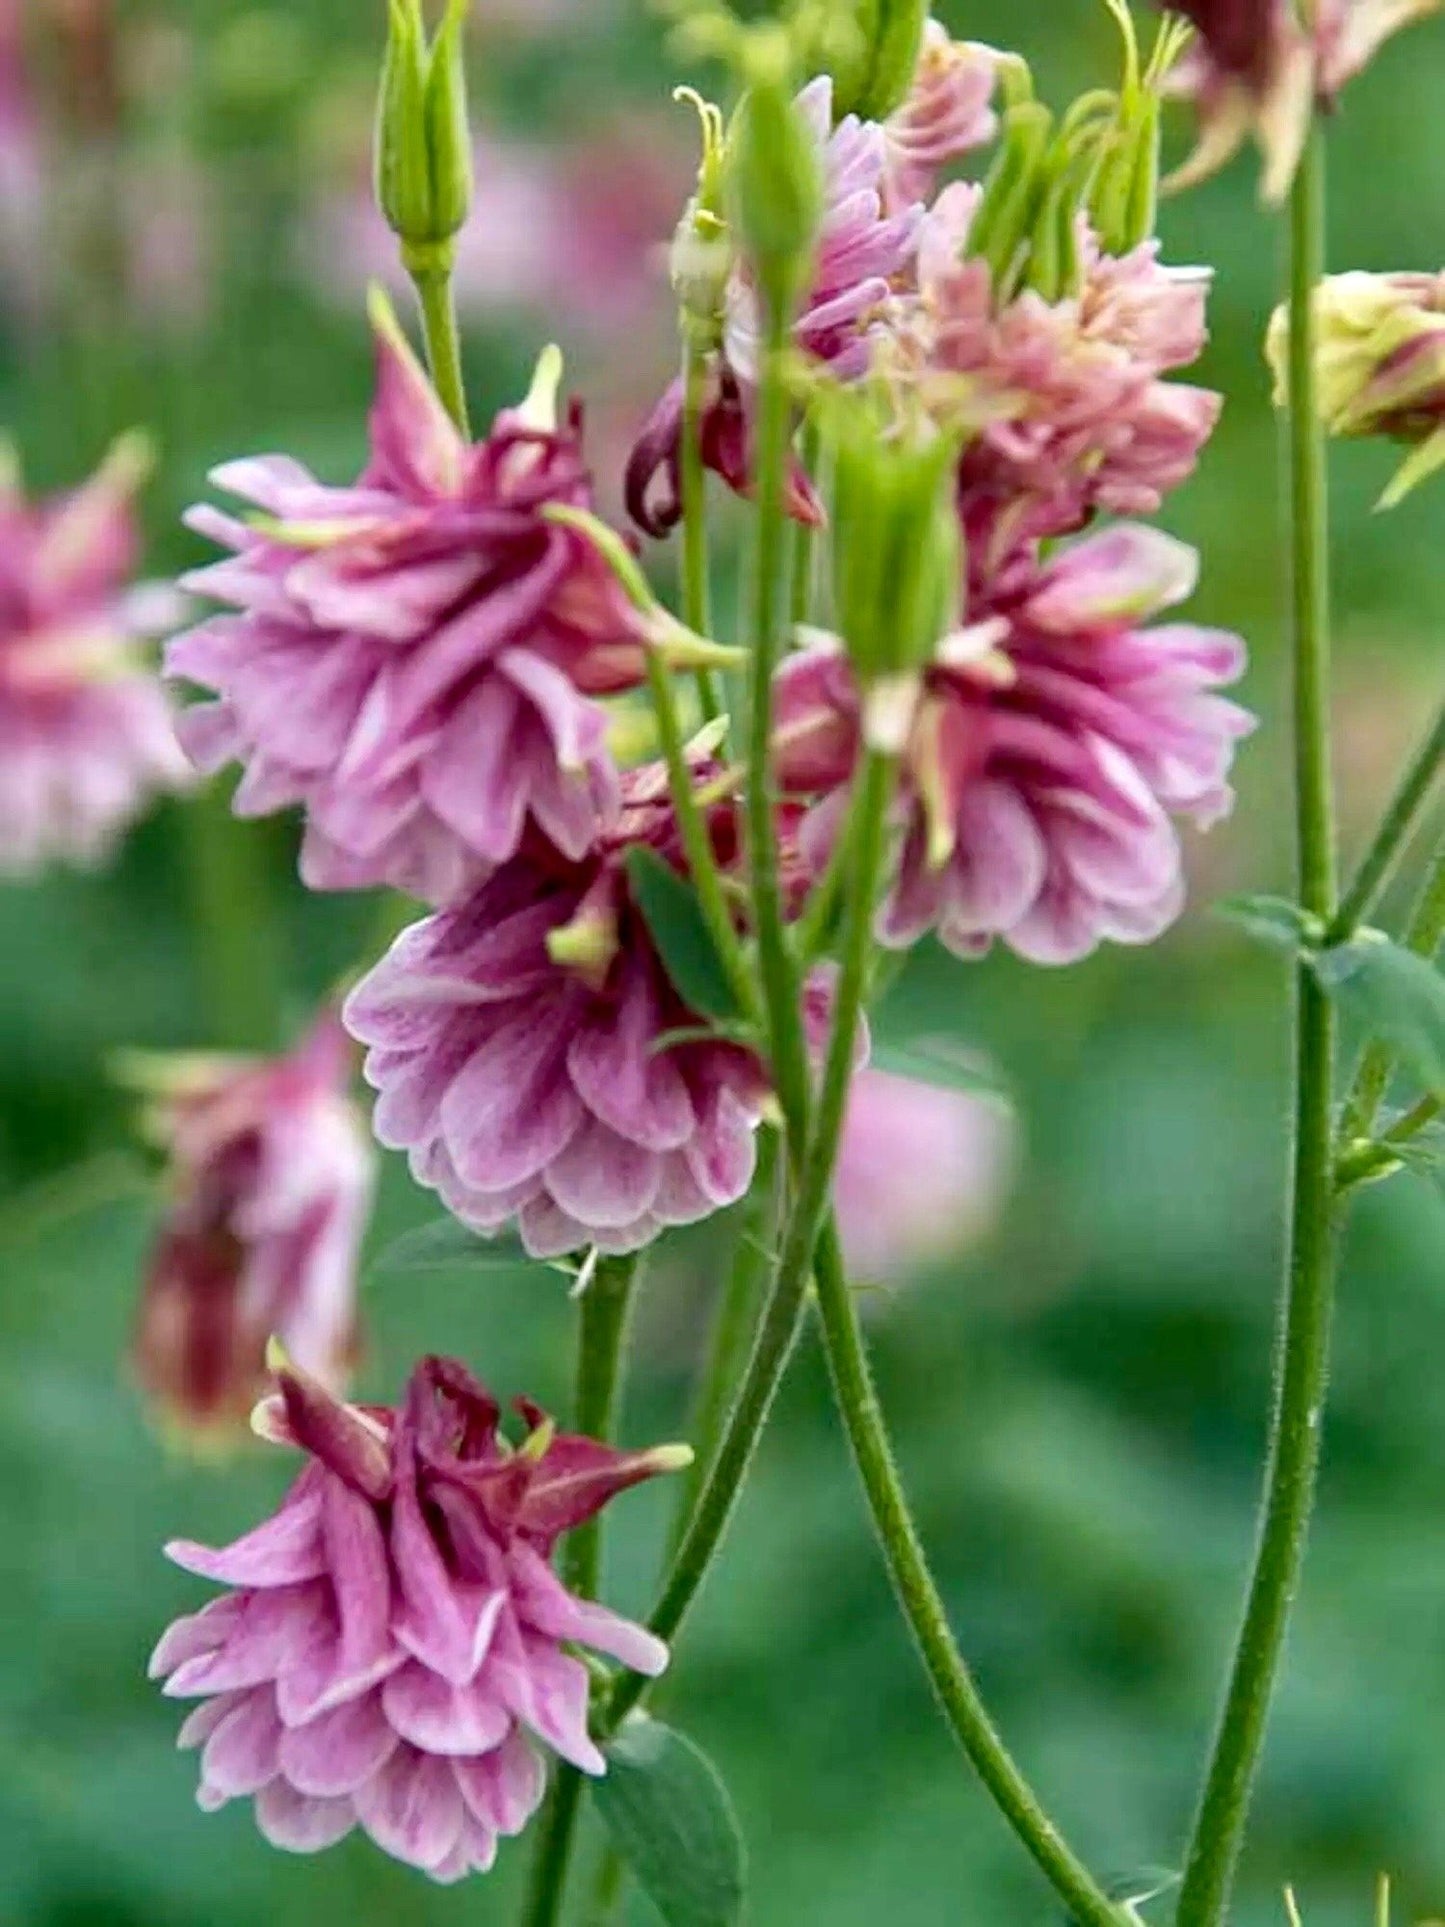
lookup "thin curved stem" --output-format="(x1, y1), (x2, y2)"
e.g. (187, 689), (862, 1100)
(680, 343), (721, 725)
(603, 749), (894, 1737)
(518, 1256), (641, 1927)
(407, 258), (471, 438)
(810, 1223), (1124, 1927)
(1328, 695), (1445, 944)
(1176, 126), (1339, 1927)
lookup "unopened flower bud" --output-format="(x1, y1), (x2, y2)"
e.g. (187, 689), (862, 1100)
(823, 390), (961, 705)
(670, 88), (734, 352)
(1266, 269), (1445, 508)
(832, 0), (930, 124)
(374, 0), (473, 265)
(728, 27), (823, 318)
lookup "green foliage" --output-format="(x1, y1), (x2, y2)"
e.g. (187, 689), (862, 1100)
(592, 1717), (746, 1927)
(626, 847), (746, 1023)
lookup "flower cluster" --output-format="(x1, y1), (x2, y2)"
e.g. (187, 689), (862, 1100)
(0, 440), (191, 875)
(151, 1353), (681, 1880)
(131, 1014), (374, 1443)
(169, 296), (648, 905)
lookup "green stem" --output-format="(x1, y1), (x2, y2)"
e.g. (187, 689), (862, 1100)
(407, 255), (471, 438)
(666, 1130), (781, 1562)
(810, 1222), (1124, 1927)
(1327, 695), (1445, 944)
(681, 343), (721, 725)
(789, 417), (821, 627)
(182, 780), (285, 1051)
(603, 749), (894, 1739)
(518, 1256), (641, 1927)
(643, 647), (760, 1025)
(746, 308), (815, 1140)
(1176, 126), (1339, 1927)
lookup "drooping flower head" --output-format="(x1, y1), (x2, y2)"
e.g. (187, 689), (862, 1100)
(775, 523), (1254, 965)
(0, 437), (191, 875)
(131, 1013), (374, 1445)
(150, 1353), (682, 1881)
(902, 184), (1221, 572)
(345, 757), (792, 1260)
(626, 75), (922, 537)
(1266, 267), (1445, 506)
(1162, 0), (1444, 203)
(834, 1065), (1015, 1282)
(169, 295), (649, 906)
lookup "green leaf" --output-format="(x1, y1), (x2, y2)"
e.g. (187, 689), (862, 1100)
(626, 847), (743, 1023)
(368, 1216), (527, 1279)
(592, 1717), (745, 1927)
(1216, 893), (1318, 951)
(870, 1036), (1011, 1106)
(1312, 933), (1445, 1098)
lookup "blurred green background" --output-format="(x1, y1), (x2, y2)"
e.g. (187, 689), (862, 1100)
(2, 2), (1444, 1923)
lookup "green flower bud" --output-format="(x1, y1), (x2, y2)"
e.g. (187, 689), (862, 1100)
(670, 89), (734, 353)
(831, 0), (929, 125)
(821, 388), (962, 702)
(374, 0), (473, 263)
(728, 27), (823, 320)
(967, 97), (1053, 297)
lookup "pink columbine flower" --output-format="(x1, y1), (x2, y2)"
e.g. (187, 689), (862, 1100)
(0, 439), (191, 875)
(343, 761), (780, 1260)
(168, 297), (648, 906)
(150, 1353), (681, 1881)
(132, 1013), (375, 1444)
(909, 185), (1221, 567)
(775, 522), (1254, 965)
(1163, 0), (1442, 203)
(883, 25), (999, 209)
(625, 75), (923, 537)
(834, 1066), (1015, 1282)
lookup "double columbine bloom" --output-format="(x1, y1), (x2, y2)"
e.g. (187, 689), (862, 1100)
(150, 1353), (682, 1880)
(1163, 0), (1444, 201)
(0, 440), (190, 875)
(344, 760), (773, 1259)
(169, 296), (647, 906)
(776, 523), (1252, 964)
(132, 1014), (375, 1442)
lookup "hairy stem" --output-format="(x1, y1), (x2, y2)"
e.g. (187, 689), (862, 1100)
(518, 1256), (641, 1927)
(407, 256), (471, 438)
(1328, 695), (1445, 944)
(1176, 126), (1339, 1927)
(810, 1222), (1124, 1927)
(681, 342), (721, 724)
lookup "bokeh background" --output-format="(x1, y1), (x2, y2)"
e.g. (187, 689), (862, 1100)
(2, 2), (1444, 1923)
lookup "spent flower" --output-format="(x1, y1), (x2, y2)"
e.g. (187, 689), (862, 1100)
(169, 295), (649, 905)
(149, 1353), (681, 1880)
(131, 1014), (374, 1445)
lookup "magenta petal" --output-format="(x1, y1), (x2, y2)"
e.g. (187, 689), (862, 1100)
(353, 1745), (466, 1873)
(177, 1693), (243, 1751)
(278, 1691), (399, 1798)
(509, 1636), (604, 1775)
(439, 1007), (584, 1192)
(453, 1731), (546, 1837)
(150, 1594), (245, 1682)
(164, 1482), (326, 1589)
(544, 1118), (662, 1231)
(165, 1584), (331, 1699)
(566, 973), (694, 1152)
(254, 1778), (357, 1854)
(381, 1660), (513, 1756)
(200, 1688), (284, 1798)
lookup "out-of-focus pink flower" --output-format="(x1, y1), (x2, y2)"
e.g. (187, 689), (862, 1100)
(626, 75), (922, 538)
(883, 25), (999, 209)
(774, 523), (1254, 965)
(0, 0), (41, 308)
(0, 440), (191, 874)
(907, 186), (1220, 568)
(1162, 0), (1442, 202)
(132, 1014), (374, 1445)
(150, 1353), (680, 1881)
(168, 298), (647, 906)
(344, 762), (777, 1260)
(834, 1067), (1015, 1281)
